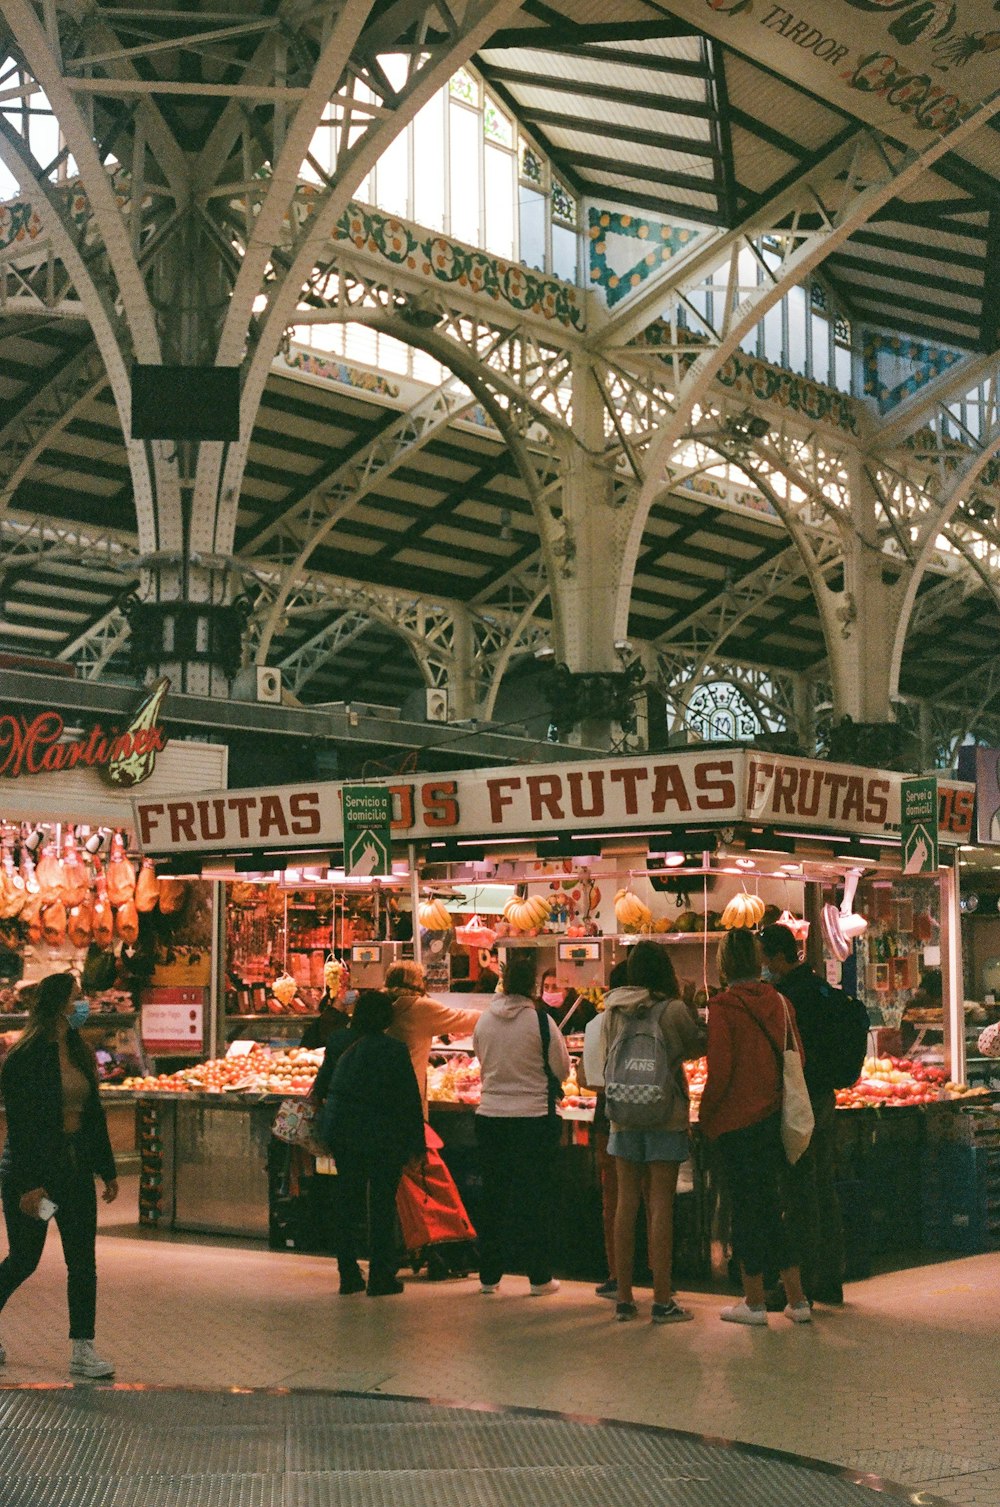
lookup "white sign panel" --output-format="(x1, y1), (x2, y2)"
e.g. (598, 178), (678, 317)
(141, 1000), (204, 1055)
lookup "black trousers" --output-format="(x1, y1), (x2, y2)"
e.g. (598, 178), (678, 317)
(781, 1091), (844, 1296)
(718, 1113), (797, 1279)
(0, 1140), (98, 1339)
(333, 1145), (403, 1283)
(474, 1115), (558, 1288)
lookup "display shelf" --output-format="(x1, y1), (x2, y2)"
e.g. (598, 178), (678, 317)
(0, 1011), (138, 1028)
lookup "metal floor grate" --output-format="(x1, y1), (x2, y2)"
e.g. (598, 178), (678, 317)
(0, 1389), (954, 1507)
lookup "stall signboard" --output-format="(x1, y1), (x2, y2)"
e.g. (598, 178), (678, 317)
(0, 678), (169, 788)
(972, 748), (1000, 844)
(901, 776), (939, 874)
(141, 988), (204, 1055)
(341, 785), (392, 876)
(134, 749), (976, 856)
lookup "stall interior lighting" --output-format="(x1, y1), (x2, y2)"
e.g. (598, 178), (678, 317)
(773, 831), (852, 844)
(734, 857), (756, 870)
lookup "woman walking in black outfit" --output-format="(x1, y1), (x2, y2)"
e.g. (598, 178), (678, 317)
(322, 990), (425, 1297)
(0, 972), (118, 1377)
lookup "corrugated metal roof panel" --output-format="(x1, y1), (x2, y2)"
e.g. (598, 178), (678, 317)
(493, 84), (712, 139)
(722, 55), (847, 152)
(840, 267), (982, 316)
(870, 217), (989, 259)
(584, 169), (718, 213)
(730, 127), (798, 193)
(544, 128), (717, 178)
(480, 47), (710, 104)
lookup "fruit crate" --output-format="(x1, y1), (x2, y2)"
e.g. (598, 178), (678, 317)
(920, 1144), (1000, 1254)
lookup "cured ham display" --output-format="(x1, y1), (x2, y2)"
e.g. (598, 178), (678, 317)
(67, 902), (92, 948)
(106, 832), (136, 906)
(158, 876), (187, 915)
(61, 830), (90, 908)
(92, 862), (114, 948)
(115, 899), (139, 945)
(0, 852), (26, 920)
(135, 858), (159, 914)
(41, 899), (67, 946)
(35, 842), (65, 900)
(20, 850), (42, 942)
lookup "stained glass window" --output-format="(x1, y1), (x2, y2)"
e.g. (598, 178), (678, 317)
(449, 68), (477, 106)
(484, 98), (513, 147)
(551, 179), (576, 226)
(519, 144), (543, 186)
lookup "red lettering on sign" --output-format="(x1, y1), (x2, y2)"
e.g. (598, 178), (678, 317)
(259, 795), (289, 838)
(137, 803), (165, 846)
(609, 766), (649, 815)
(651, 764), (691, 815)
(567, 769), (605, 819)
(695, 759), (736, 811)
(946, 788), (974, 839)
(865, 780), (890, 825)
(422, 780), (459, 828)
(289, 791), (321, 836)
(773, 765), (798, 814)
(842, 776), (865, 824)
(823, 771), (849, 819)
(797, 768), (823, 818)
(527, 774), (564, 823)
(389, 784), (414, 831)
(226, 795), (259, 839)
(747, 759), (773, 810)
(169, 802), (196, 844)
(488, 777), (521, 824)
(197, 799), (227, 842)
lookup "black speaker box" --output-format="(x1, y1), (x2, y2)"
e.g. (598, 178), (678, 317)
(130, 364), (240, 441)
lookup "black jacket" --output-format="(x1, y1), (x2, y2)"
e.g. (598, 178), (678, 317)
(323, 1033), (425, 1167)
(0, 1034), (117, 1193)
(777, 964), (839, 1101)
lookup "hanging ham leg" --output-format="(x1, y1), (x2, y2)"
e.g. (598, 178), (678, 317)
(61, 830), (90, 908)
(135, 858), (159, 913)
(92, 860), (114, 948)
(106, 832), (136, 906)
(116, 899), (139, 945)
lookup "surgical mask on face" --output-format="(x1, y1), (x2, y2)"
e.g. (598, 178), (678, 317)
(68, 999), (91, 1029)
(760, 967), (774, 984)
(541, 989), (563, 1008)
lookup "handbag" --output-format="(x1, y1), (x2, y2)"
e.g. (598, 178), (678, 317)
(736, 993), (814, 1164)
(271, 1097), (324, 1156)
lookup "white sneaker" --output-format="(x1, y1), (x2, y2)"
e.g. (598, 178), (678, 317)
(720, 1301), (768, 1327)
(69, 1340), (115, 1379)
(784, 1301), (813, 1324)
(529, 1279), (560, 1296)
(479, 1282), (499, 1294)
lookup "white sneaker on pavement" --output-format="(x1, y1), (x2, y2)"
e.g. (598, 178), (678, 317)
(69, 1340), (115, 1379)
(720, 1301), (768, 1327)
(529, 1279), (560, 1296)
(784, 1301), (813, 1324)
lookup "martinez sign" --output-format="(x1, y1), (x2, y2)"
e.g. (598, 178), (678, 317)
(0, 679), (170, 789)
(134, 749), (974, 856)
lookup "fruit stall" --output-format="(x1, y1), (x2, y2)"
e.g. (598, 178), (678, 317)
(127, 749), (991, 1273)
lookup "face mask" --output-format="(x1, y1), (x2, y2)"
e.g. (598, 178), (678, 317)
(542, 989), (563, 1007)
(760, 967), (774, 984)
(68, 999), (91, 1029)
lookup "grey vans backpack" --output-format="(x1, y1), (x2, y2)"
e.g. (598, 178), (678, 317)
(604, 999), (678, 1130)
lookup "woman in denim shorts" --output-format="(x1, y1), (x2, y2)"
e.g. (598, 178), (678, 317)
(601, 942), (705, 1324)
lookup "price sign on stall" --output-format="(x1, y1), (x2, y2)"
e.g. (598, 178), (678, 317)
(901, 776), (938, 875)
(341, 785), (392, 876)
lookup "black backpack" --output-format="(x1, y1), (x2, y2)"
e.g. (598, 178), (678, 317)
(817, 981), (870, 1089)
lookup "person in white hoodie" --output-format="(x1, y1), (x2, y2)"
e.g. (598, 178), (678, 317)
(472, 953), (571, 1296)
(601, 942), (705, 1325)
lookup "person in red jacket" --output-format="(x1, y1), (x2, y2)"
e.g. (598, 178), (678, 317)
(699, 929), (811, 1328)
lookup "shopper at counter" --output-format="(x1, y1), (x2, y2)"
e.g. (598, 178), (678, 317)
(600, 942), (705, 1325)
(700, 930), (811, 1328)
(473, 954), (571, 1296)
(0, 971), (118, 1378)
(321, 990), (425, 1298)
(759, 923), (845, 1306)
(539, 971), (593, 1034)
(384, 962), (480, 1118)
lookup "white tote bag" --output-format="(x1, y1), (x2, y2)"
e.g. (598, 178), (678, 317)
(778, 995), (814, 1165)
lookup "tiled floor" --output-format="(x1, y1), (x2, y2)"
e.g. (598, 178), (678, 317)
(0, 1179), (995, 1504)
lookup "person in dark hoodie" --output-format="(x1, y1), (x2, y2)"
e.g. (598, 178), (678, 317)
(699, 928), (811, 1328)
(472, 953), (570, 1297)
(600, 941), (705, 1325)
(322, 990), (425, 1298)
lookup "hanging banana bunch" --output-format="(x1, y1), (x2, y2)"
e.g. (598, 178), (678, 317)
(614, 888), (652, 933)
(502, 892), (552, 933)
(721, 892), (766, 929)
(418, 898), (452, 930)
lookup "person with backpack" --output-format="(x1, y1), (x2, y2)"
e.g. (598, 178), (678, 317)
(601, 941), (705, 1325)
(699, 929), (812, 1328)
(320, 990), (425, 1297)
(472, 953), (570, 1296)
(759, 923), (867, 1306)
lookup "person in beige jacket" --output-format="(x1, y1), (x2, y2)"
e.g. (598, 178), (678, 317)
(384, 962), (481, 1119)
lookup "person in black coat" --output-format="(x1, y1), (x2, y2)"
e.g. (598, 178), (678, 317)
(0, 972), (118, 1378)
(760, 924), (845, 1305)
(320, 990), (425, 1297)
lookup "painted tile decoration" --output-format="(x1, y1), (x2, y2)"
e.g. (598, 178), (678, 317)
(862, 330), (967, 413)
(331, 202), (584, 330)
(638, 322), (861, 435)
(282, 346), (400, 399)
(588, 208), (702, 307)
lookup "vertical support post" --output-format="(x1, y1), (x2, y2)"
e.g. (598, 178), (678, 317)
(408, 843), (422, 967)
(208, 879), (222, 1062)
(940, 854), (965, 1086)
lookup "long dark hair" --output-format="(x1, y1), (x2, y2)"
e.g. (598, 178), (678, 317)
(9, 972), (98, 1084)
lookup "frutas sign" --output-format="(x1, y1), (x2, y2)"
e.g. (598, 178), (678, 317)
(0, 679), (170, 789)
(134, 748), (974, 856)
